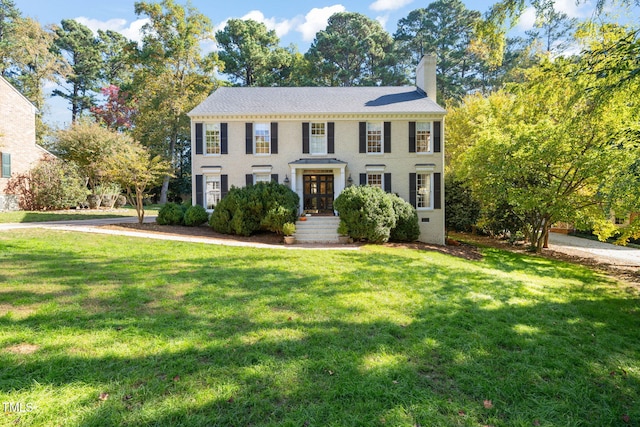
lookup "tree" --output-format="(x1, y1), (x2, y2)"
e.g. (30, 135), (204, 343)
(54, 119), (130, 195)
(394, 0), (482, 102)
(525, 0), (577, 54)
(0, 0), (20, 75)
(97, 29), (136, 87)
(90, 85), (136, 131)
(454, 56), (638, 251)
(105, 140), (172, 224)
(131, 0), (218, 204)
(473, 0), (639, 67)
(216, 19), (293, 86)
(53, 19), (102, 122)
(6, 157), (87, 210)
(306, 12), (403, 86)
(1, 3), (69, 140)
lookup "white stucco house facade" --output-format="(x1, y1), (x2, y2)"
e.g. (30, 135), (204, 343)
(188, 56), (446, 244)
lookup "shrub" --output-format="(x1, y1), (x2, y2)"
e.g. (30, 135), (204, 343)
(6, 158), (87, 210)
(334, 185), (396, 243)
(282, 222), (296, 236)
(445, 175), (481, 232)
(389, 194), (420, 242)
(209, 182), (299, 236)
(184, 205), (209, 226)
(156, 202), (185, 225)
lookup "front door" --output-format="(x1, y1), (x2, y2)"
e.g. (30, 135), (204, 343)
(303, 174), (334, 214)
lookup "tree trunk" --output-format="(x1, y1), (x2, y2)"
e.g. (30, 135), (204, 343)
(159, 174), (170, 205)
(136, 185), (145, 224)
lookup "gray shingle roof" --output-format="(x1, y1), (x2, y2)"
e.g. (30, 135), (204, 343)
(188, 86), (445, 117)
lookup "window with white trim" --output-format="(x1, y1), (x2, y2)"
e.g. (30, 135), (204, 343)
(254, 123), (270, 155)
(255, 173), (271, 184)
(367, 122), (382, 153)
(310, 122), (327, 154)
(205, 175), (221, 210)
(416, 122), (431, 153)
(367, 173), (382, 188)
(417, 173), (432, 209)
(205, 123), (220, 155)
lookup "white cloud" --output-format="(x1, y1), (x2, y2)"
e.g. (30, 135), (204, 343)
(554, 0), (590, 18)
(516, 7), (537, 31)
(517, 0), (591, 31)
(376, 14), (390, 29)
(370, 0), (414, 12)
(240, 10), (299, 38)
(73, 16), (149, 44)
(297, 5), (346, 42)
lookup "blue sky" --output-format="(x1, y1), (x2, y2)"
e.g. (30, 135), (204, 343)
(14, 0), (588, 51)
(11, 0), (609, 126)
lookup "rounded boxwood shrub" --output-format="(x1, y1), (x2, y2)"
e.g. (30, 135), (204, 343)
(209, 182), (299, 236)
(334, 185), (396, 243)
(156, 202), (185, 225)
(389, 193), (420, 242)
(184, 205), (209, 226)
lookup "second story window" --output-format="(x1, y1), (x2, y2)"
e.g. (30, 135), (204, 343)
(310, 123), (327, 154)
(416, 122), (431, 153)
(255, 123), (270, 155)
(205, 124), (220, 155)
(367, 122), (382, 153)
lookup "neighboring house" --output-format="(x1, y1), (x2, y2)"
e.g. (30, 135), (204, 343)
(0, 75), (48, 210)
(188, 56), (446, 244)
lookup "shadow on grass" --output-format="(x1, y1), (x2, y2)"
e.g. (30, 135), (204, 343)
(0, 232), (638, 426)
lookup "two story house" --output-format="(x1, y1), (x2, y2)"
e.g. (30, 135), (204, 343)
(0, 76), (49, 210)
(189, 56), (446, 244)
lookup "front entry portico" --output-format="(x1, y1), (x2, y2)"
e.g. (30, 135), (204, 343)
(288, 159), (348, 215)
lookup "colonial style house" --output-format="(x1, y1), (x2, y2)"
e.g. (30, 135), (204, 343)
(189, 56), (446, 244)
(0, 76), (49, 210)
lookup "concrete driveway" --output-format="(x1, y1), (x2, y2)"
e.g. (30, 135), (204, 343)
(548, 232), (640, 268)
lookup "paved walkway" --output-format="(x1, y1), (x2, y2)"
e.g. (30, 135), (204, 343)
(548, 232), (640, 267)
(0, 216), (360, 251)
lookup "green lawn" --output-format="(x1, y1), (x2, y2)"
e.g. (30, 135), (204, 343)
(0, 229), (638, 426)
(0, 207), (159, 224)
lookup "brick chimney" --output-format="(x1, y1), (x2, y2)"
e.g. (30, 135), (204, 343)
(416, 55), (437, 100)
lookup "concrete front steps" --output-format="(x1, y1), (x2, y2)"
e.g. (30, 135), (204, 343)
(294, 216), (341, 243)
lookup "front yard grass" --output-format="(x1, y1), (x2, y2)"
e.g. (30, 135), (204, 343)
(0, 206), (159, 224)
(0, 229), (638, 426)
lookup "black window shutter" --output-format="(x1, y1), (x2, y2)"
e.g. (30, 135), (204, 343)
(434, 121), (441, 153)
(195, 174), (203, 207)
(384, 173), (392, 193)
(271, 122), (278, 154)
(221, 174), (228, 198)
(245, 123), (253, 154)
(221, 123), (228, 154)
(409, 173), (417, 208)
(195, 123), (203, 155)
(409, 122), (416, 153)
(434, 172), (442, 209)
(384, 122), (391, 153)
(359, 122), (366, 153)
(302, 122), (310, 153)
(246, 174), (253, 186)
(328, 122), (335, 154)
(360, 173), (366, 185)
(271, 174), (278, 183)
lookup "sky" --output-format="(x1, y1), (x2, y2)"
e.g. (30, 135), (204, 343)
(11, 0), (609, 126)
